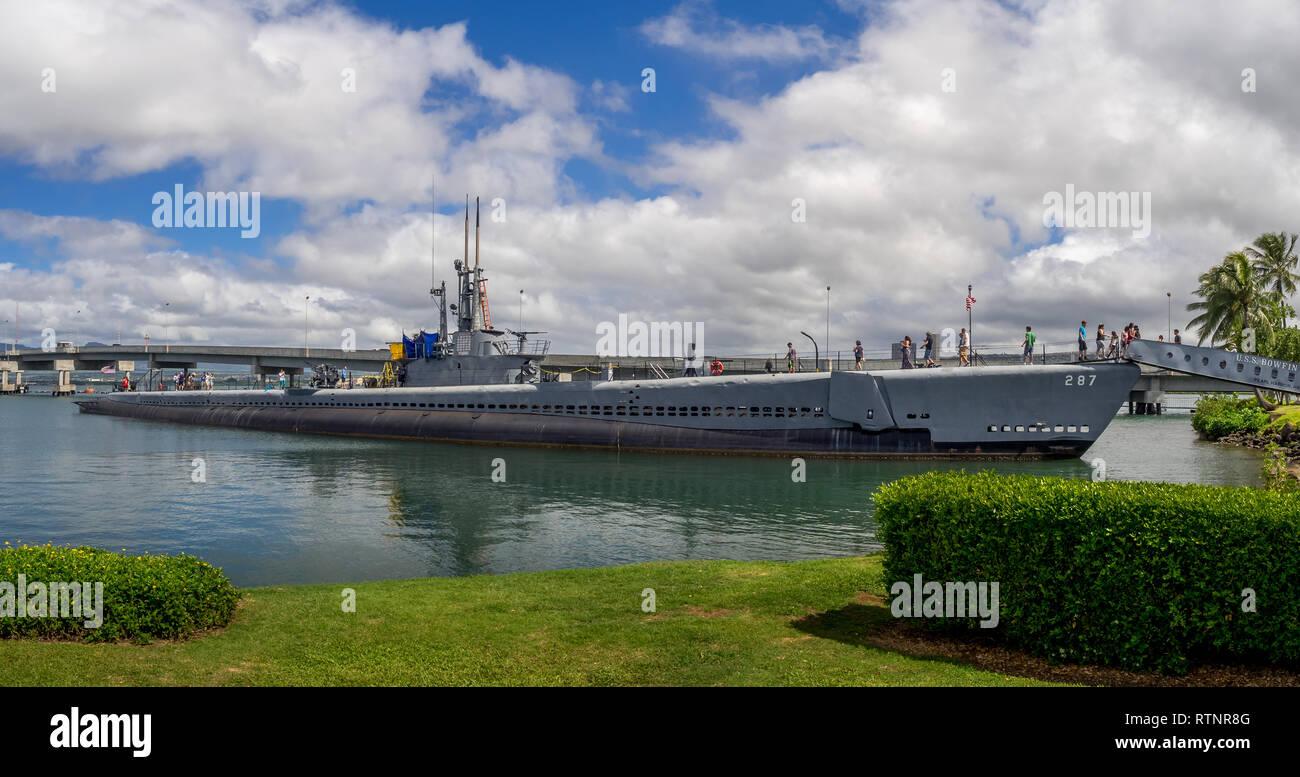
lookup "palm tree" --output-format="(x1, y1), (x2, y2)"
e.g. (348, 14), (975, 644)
(1245, 231), (1300, 328)
(1186, 251), (1274, 349)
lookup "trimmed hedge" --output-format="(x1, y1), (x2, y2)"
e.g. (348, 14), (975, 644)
(0, 544), (239, 643)
(1192, 394), (1269, 440)
(875, 471), (1300, 674)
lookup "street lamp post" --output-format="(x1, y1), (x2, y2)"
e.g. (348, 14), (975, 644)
(799, 330), (819, 373)
(825, 285), (831, 371)
(305, 295), (311, 359)
(1167, 291), (1172, 341)
(4, 303), (15, 354)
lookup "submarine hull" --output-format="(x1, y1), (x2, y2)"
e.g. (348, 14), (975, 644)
(75, 363), (1140, 459)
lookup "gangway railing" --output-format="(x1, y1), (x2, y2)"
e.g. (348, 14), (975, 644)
(1125, 339), (1300, 398)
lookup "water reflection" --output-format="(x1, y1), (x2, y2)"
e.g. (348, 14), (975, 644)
(0, 397), (1271, 586)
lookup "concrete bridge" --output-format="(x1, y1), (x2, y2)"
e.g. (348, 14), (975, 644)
(0, 343), (392, 394)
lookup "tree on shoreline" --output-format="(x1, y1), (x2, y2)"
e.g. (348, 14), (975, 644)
(1187, 250), (1272, 349)
(1246, 232), (1300, 328)
(1187, 232), (1300, 409)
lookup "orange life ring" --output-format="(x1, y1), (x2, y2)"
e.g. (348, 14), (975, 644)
(709, 360), (723, 376)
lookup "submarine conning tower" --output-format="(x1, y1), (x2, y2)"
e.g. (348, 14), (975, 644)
(399, 193), (549, 387)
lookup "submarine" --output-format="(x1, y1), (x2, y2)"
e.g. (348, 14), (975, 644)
(74, 196), (1164, 458)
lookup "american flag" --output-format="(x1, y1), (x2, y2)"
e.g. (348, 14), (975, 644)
(966, 295), (976, 311)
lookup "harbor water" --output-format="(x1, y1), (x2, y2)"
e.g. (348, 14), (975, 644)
(0, 394), (1263, 587)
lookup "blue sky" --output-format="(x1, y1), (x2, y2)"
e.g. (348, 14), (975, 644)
(0, 0), (862, 266)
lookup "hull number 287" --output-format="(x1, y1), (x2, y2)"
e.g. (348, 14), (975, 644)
(1065, 374), (1096, 386)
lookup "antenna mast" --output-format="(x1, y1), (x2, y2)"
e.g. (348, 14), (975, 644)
(431, 173), (448, 344)
(474, 197), (483, 330)
(436, 175), (441, 293)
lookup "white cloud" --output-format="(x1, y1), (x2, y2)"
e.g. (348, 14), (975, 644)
(0, 0), (597, 214)
(641, 1), (843, 63)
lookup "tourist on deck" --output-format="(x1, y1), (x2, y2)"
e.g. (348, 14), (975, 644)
(854, 340), (864, 370)
(785, 343), (797, 373)
(1077, 321), (1088, 361)
(1174, 329), (1182, 344)
(923, 332), (936, 367)
(900, 336), (914, 369)
(1107, 330), (1119, 358)
(278, 369), (287, 388)
(1022, 326), (1036, 365)
(341, 365), (350, 389)
(1096, 324), (1106, 359)
(958, 328), (970, 367)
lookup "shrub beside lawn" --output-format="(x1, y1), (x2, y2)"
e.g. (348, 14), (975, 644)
(1192, 394), (1269, 440)
(0, 544), (239, 643)
(875, 471), (1300, 674)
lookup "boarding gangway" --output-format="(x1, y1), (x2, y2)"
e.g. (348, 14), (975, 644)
(1125, 339), (1300, 404)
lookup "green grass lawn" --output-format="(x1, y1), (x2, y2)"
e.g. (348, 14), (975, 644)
(1267, 404), (1300, 430)
(0, 555), (1053, 686)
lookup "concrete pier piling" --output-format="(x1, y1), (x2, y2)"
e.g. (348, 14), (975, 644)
(0, 361), (25, 394)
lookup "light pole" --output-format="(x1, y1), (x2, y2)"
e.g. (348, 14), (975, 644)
(4, 303), (15, 354)
(1166, 291), (1171, 341)
(800, 330), (819, 372)
(825, 285), (831, 371)
(164, 302), (171, 352)
(305, 295), (311, 359)
(519, 289), (524, 333)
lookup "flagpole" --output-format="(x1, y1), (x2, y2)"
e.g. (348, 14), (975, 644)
(968, 284), (973, 360)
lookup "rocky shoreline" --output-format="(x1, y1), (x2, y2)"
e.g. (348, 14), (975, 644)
(1212, 420), (1300, 479)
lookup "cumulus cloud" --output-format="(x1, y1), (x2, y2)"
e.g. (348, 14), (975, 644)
(0, 0), (597, 214)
